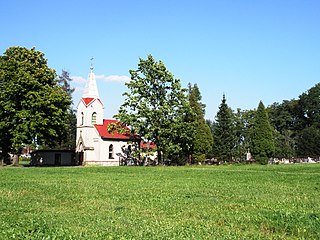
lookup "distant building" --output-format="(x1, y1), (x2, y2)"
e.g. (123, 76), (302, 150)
(30, 150), (76, 166)
(75, 64), (140, 166)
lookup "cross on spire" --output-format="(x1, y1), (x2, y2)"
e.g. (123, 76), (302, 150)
(90, 57), (94, 71)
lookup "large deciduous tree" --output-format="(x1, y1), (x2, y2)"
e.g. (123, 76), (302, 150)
(188, 83), (213, 163)
(233, 108), (250, 161)
(250, 101), (275, 164)
(0, 47), (72, 164)
(296, 83), (320, 129)
(295, 83), (320, 157)
(114, 55), (193, 164)
(212, 94), (236, 162)
(296, 126), (320, 157)
(267, 100), (296, 158)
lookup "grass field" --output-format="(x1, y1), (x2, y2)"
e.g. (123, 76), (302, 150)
(0, 164), (319, 239)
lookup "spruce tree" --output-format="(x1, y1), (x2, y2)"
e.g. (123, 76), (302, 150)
(57, 70), (76, 150)
(188, 84), (213, 163)
(251, 101), (275, 164)
(213, 94), (236, 162)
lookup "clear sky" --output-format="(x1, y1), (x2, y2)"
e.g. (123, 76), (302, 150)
(1, 0), (319, 119)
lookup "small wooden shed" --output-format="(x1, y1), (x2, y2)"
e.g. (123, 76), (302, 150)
(30, 150), (76, 166)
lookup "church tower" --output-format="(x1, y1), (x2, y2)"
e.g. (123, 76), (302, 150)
(76, 64), (104, 165)
(75, 62), (141, 166)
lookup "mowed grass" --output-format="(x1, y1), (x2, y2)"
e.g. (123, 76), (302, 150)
(0, 164), (319, 239)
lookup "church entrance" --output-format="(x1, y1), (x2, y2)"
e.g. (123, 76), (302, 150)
(79, 151), (84, 166)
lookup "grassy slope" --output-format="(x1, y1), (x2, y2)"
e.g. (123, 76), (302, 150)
(0, 164), (319, 239)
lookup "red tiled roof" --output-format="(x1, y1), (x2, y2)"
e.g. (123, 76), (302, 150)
(94, 119), (139, 140)
(82, 97), (103, 107)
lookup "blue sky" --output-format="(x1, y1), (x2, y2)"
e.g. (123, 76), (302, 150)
(1, 0), (320, 119)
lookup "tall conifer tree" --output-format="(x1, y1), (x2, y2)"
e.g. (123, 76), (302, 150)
(251, 101), (275, 164)
(188, 84), (213, 163)
(213, 94), (236, 162)
(57, 70), (76, 150)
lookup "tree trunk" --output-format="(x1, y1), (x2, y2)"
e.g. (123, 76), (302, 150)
(1, 149), (12, 165)
(157, 150), (162, 165)
(3, 153), (11, 165)
(12, 154), (19, 166)
(188, 154), (192, 165)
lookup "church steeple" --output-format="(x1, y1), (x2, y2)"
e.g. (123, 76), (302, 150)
(83, 61), (99, 98)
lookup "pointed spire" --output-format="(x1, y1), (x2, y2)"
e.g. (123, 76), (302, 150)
(83, 59), (99, 98)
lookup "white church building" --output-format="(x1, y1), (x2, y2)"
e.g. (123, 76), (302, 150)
(75, 65), (140, 166)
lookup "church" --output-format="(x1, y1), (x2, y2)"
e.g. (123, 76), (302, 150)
(75, 65), (140, 166)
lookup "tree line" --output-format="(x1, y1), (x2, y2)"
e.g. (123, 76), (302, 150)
(115, 55), (320, 165)
(206, 83), (320, 164)
(1, 47), (319, 165)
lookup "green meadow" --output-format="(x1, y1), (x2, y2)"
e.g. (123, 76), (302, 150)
(0, 164), (319, 239)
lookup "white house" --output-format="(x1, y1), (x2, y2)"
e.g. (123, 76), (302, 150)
(75, 65), (140, 166)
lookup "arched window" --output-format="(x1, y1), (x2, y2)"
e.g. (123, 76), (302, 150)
(109, 144), (114, 159)
(81, 112), (84, 125)
(91, 112), (97, 124)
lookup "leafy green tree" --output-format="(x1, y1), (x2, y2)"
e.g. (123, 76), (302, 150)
(212, 94), (236, 162)
(233, 109), (248, 161)
(267, 100), (297, 158)
(250, 101), (275, 164)
(114, 55), (194, 164)
(296, 126), (320, 157)
(273, 129), (295, 159)
(268, 100), (298, 133)
(296, 83), (320, 129)
(240, 109), (256, 160)
(294, 83), (320, 157)
(188, 83), (213, 163)
(266, 83), (320, 159)
(0, 47), (72, 164)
